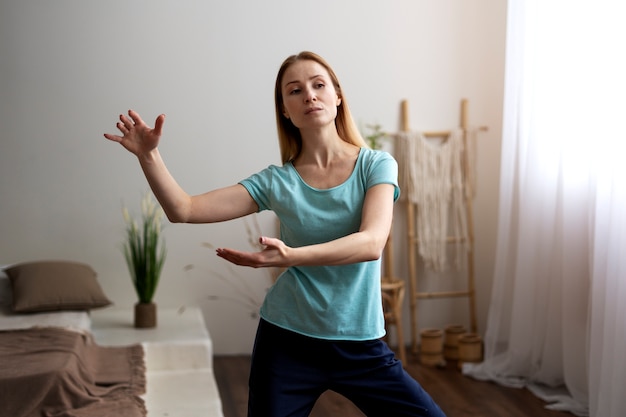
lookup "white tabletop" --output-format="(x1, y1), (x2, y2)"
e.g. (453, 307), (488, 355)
(90, 306), (210, 346)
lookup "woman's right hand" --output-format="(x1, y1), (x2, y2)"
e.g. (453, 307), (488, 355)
(104, 110), (165, 157)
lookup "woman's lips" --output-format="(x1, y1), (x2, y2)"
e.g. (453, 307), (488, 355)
(305, 107), (322, 115)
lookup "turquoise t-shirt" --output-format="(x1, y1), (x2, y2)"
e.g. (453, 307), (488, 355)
(239, 148), (400, 341)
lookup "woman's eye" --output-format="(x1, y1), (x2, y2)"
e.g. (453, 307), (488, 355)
(289, 88), (301, 95)
(315, 83), (325, 89)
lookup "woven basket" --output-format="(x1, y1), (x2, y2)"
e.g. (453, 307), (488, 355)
(444, 324), (466, 360)
(458, 333), (483, 370)
(419, 328), (445, 367)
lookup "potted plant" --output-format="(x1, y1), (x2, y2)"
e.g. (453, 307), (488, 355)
(362, 123), (387, 150)
(122, 192), (167, 328)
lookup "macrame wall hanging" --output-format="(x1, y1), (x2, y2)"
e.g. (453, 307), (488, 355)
(395, 128), (478, 272)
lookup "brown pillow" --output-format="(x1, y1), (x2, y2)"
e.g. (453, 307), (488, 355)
(6, 260), (112, 313)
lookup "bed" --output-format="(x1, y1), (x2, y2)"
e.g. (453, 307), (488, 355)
(0, 260), (146, 417)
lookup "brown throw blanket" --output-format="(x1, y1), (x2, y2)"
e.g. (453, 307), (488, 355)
(0, 327), (146, 417)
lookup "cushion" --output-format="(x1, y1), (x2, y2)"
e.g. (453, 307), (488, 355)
(6, 260), (112, 313)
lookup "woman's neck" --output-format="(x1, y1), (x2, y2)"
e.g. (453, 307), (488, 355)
(297, 126), (355, 168)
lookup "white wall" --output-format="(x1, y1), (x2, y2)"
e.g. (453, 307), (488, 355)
(0, 0), (506, 354)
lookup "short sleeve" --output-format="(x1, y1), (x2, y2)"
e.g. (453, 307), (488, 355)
(364, 150), (401, 202)
(239, 166), (276, 211)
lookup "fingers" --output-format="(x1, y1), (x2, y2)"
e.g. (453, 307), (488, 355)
(116, 120), (130, 135)
(103, 133), (122, 143)
(103, 111), (137, 144)
(116, 110), (143, 133)
(259, 236), (277, 247)
(216, 239), (287, 269)
(215, 248), (259, 268)
(117, 110), (165, 133)
(153, 114), (166, 136)
(216, 247), (268, 268)
(104, 109), (164, 146)
(127, 109), (145, 127)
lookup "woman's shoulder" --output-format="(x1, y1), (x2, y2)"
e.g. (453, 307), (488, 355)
(241, 162), (299, 188)
(252, 162), (294, 176)
(358, 147), (397, 166)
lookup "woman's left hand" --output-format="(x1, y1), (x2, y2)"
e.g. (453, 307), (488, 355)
(216, 236), (291, 268)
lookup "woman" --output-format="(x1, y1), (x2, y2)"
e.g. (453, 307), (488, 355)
(105, 51), (445, 417)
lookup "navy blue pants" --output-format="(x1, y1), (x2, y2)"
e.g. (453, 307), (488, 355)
(248, 319), (446, 417)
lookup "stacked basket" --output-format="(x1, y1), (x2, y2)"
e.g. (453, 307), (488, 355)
(419, 324), (483, 370)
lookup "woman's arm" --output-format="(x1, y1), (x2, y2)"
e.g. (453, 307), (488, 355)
(105, 110), (258, 224)
(138, 149), (258, 223)
(216, 183), (395, 267)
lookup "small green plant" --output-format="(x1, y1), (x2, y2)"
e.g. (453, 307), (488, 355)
(122, 192), (166, 304)
(363, 123), (387, 150)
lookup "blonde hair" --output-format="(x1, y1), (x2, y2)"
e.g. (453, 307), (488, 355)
(274, 51), (367, 164)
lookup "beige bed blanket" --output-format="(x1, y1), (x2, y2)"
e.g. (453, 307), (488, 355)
(0, 327), (146, 417)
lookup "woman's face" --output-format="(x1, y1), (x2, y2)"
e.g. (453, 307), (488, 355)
(280, 59), (342, 131)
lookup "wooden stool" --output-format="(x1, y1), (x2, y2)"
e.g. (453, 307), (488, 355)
(381, 278), (407, 365)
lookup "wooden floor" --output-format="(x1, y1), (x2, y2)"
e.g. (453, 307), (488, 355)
(213, 351), (573, 417)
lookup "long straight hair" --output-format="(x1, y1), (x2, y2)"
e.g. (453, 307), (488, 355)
(274, 51), (368, 164)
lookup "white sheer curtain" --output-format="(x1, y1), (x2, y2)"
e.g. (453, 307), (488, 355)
(464, 1), (626, 416)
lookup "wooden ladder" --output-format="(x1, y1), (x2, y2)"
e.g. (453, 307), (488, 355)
(400, 99), (484, 354)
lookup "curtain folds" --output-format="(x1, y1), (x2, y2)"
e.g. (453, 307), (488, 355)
(464, 1), (626, 416)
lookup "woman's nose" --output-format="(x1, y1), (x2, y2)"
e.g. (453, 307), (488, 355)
(304, 89), (316, 102)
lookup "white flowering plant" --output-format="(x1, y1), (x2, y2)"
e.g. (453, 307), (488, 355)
(122, 192), (167, 304)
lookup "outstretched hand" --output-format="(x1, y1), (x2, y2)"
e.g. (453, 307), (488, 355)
(104, 110), (165, 156)
(216, 236), (291, 268)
